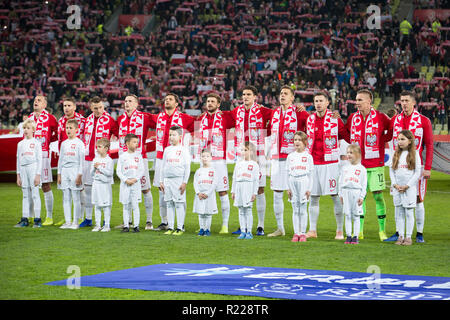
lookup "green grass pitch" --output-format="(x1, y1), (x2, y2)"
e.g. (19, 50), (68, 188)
(0, 165), (449, 300)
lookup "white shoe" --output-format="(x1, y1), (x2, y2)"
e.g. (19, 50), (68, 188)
(60, 223), (71, 229)
(101, 226), (110, 232)
(92, 226), (101, 232)
(69, 222), (79, 230)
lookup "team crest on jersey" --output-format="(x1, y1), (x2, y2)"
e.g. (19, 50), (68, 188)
(366, 134), (377, 146)
(325, 136), (337, 148)
(208, 171), (214, 177)
(134, 157), (139, 162)
(355, 170), (360, 176)
(302, 157), (307, 162)
(283, 131), (294, 142)
(176, 150), (181, 156)
(30, 143), (35, 149)
(212, 134), (223, 145)
(250, 128), (259, 139)
(71, 144), (76, 149)
(248, 165), (253, 171)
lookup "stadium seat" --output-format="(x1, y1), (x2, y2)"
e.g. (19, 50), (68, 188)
(426, 72), (433, 81)
(420, 66), (428, 74)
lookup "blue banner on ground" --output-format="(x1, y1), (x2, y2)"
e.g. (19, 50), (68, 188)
(46, 264), (450, 300)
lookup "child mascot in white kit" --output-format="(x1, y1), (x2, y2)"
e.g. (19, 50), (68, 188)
(231, 141), (260, 239)
(91, 138), (114, 232)
(389, 130), (422, 246)
(159, 126), (191, 236)
(57, 119), (85, 230)
(286, 131), (314, 242)
(338, 144), (367, 244)
(116, 133), (144, 233)
(15, 119), (43, 228)
(193, 148), (218, 236)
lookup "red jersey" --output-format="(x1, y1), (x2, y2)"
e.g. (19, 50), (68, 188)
(309, 113), (349, 165)
(84, 112), (119, 161)
(29, 110), (58, 157)
(390, 111), (433, 170)
(270, 107), (309, 159)
(196, 110), (235, 160)
(345, 110), (392, 169)
(230, 104), (273, 135)
(150, 110), (195, 159)
(57, 112), (86, 150)
(117, 109), (154, 158)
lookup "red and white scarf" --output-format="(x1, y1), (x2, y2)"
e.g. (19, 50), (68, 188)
(58, 112), (85, 144)
(270, 105), (297, 159)
(350, 108), (380, 159)
(84, 112), (112, 154)
(118, 109), (145, 154)
(234, 103), (265, 157)
(392, 111), (423, 151)
(156, 109), (184, 159)
(30, 109), (51, 155)
(306, 110), (339, 161)
(199, 111), (225, 160)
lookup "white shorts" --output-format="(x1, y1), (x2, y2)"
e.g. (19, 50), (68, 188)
(140, 159), (151, 191)
(153, 158), (163, 187)
(41, 157), (53, 183)
(311, 162), (340, 196)
(58, 167), (83, 191)
(418, 166), (427, 202)
(163, 176), (186, 203)
(270, 159), (288, 191)
(211, 160), (229, 192)
(19, 163), (41, 188)
(257, 155), (266, 188)
(83, 160), (93, 185)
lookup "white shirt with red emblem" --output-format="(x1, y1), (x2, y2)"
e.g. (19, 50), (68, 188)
(338, 162), (367, 200)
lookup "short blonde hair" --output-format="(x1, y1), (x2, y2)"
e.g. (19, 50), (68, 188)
(23, 118), (36, 131)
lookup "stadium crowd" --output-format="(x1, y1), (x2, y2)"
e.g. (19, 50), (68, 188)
(0, 0), (449, 130)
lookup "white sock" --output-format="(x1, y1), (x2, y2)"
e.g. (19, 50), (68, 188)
(345, 212), (352, 237)
(300, 203), (308, 235)
(220, 194), (230, 227)
(353, 213), (360, 237)
(132, 201), (140, 228)
(397, 206), (406, 238)
(205, 214), (212, 230)
(80, 188), (86, 221)
(394, 206), (399, 233)
(94, 206), (102, 228)
(405, 207), (415, 238)
(198, 215), (205, 230)
(415, 202), (425, 233)
(104, 206), (111, 227)
(332, 194), (344, 232)
(62, 189), (72, 224)
(245, 206), (253, 234)
(292, 203), (300, 235)
(175, 202), (186, 230)
(273, 191), (284, 231)
(22, 187), (31, 218)
(256, 193), (266, 229)
(238, 207), (246, 232)
(84, 185), (93, 220)
(31, 186), (41, 219)
(43, 190), (54, 219)
(166, 201), (175, 230)
(143, 191), (153, 223)
(159, 190), (167, 224)
(122, 204), (130, 227)
(71, 189), (81, 223)
(309, 196), (320, 231)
